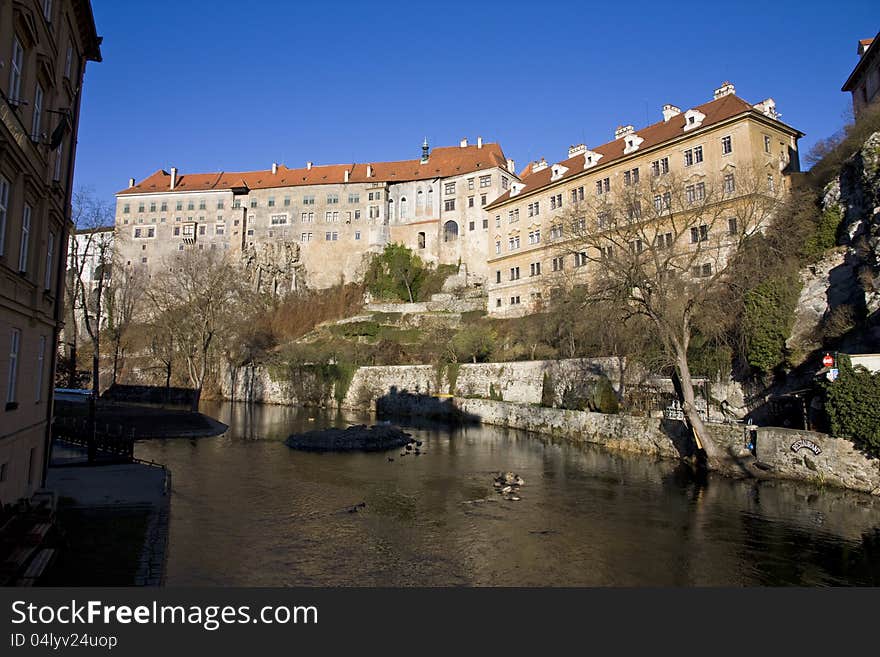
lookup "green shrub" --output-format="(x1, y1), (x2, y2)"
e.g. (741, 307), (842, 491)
(742, 274), (802, 374)
(446, 362), (460, 395)
(450, 325), (496, 363)
(541, 372), (555, 407)
(364, 243), (427, 302)
(824, 355), (880, 456)
(329, 321), (380, 338)
(803, 205), (843, 261)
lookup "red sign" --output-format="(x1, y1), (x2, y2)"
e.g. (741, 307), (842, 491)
(822, 353), (834, 368)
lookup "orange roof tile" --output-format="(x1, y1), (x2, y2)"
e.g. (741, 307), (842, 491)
(118, 143), (511, 195)
(486, 93), (801, 209)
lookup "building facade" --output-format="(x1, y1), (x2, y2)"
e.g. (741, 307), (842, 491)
(484, 83), (803, 317)
(0, 0), (101, 504)
(842, 32), (880, 118)
(114, 139), (517, 290)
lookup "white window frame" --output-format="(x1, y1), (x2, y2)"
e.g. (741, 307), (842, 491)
(7, 328), (21, 404)
(32, 84), (43, 141)
(9, 37), (24, 104)
(19, 204), (31, 272)
(0, 176), (9, 256)
(44, 231), (55, 290)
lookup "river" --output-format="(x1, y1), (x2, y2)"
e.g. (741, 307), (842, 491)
(133, 401), (880, 586)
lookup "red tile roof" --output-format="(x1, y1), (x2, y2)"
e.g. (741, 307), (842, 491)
(844, 30), (880, 91)
(118, 143), (511, 195)
(486, 93), (801, 209)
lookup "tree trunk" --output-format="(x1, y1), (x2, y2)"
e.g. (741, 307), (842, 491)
(67, 342), (77, 388)
(674, 344), (722, 468)
(112, 341), (120, 385)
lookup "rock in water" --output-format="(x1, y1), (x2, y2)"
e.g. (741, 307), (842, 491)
(285, 425), (414, 452)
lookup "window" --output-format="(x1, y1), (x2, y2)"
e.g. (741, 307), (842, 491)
(468, 196), (474, 208)
(198, 225), (206, 236)
(444, 199), (456, 211)
(721, 135), (733, 155)
(444, 221), (459, 242)
(764, 135), (771, 153)
(550, 193), (562, 209)
(0, 176), (9, 256)
(469, 221), (475, 231)
(495, 240), (501, 254)
(629, 239), (644, 254)
(232, 198), (241, 208)
(501, 177), (509, 190)
(528, 229), (541, 244)
(327, 194), (339, 204)
(65, 45), (73, 79)
(9, 38), (24, 104)
(325, 232), (338, 241)
(444, 182), (456, 195)
(509, 267), (520, 281)
(173, 227), (180, 236)
(655, 232), (673, 249)
(507, 208), (520, 223)
(651, 157), (669, 177)
(301, 232), (313, 242)
(551, 256), (564, 271)
(355, 231), (361, 240)
(271, 214), (288, 225)
(600, 245), (613, 260)
(32, 84), (44, 140)
(496, 298), (502, 308)
(530, 262), (541, 276)
(480, 175), (492, 188)
(468, 178), (475, 190)
(354, 210), (361, 221)
(400, 197), (408, 217)
(7, 328), (20, 405)
(507, 236), (520, 250)
(597, 211), (611, 228)
(728, 217), (738, 235)
(767, 174), (775, 192)
(348, 193), (360, 204)
(596, 178), (609, 195)
(627, 200), (642, 222)
(653, 193), (671, 212)
(690, 224), (709, 243)
(692, 263), (713, 278)
(550, 224), (563, 239)
(481, 194), (487, 206)
(215, 223), (225, 235)
(426, 189), (433, 211)
(176, 201), (183, 211)
(510, 296), (521, 305)
(416, 190), (424, 208)
(623, 168), (640, 186)
(19, 205), (31, 272)
(723, 173), (736, 195)
(250, 199), (257, 208)
(495, 215), (501, 228)
(496, 270), (502, 284)
(282, 196), (290, 207)
(44, 231), (55, 290)
(267, 197), (276, 207)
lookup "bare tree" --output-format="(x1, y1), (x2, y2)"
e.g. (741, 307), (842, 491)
(104, 257), (147, 386)
(557, 162), (784, 467)
(147, 248), (246, 410)
(68, 188), (115, 395)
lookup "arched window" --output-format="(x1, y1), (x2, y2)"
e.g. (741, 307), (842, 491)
(388, 198), (395, 221)
(417, 232), (426, 249)
(444, 220), (458, 242)
(416, 189), (424, 208)
(427, 187), (433, 214)
(400, 196), (408, 218)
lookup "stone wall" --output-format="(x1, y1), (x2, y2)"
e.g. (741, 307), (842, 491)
(754, 426), (880, 494)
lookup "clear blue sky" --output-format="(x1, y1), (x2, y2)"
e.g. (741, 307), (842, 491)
(74, 0), (879, 203)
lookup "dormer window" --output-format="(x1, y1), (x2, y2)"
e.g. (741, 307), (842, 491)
(683, 109), (706, 131)
(623, 134), (644, 155)
(583, 149), (603, 170)
(550, 164), (569, 182)
(510, 182), (525, 197)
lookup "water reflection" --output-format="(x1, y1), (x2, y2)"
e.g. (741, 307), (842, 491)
(133, 401), (880, 586)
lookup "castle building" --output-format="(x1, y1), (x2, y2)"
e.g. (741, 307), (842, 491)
(0, 0), (101, 504)
(842, 32), (880, 118)
(114, 139), (518, 290)
(484, 83), (803, 317)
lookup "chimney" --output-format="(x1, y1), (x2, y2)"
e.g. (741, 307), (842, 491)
(568, 143), (587, 158)
(128, 177), (135, 188)
(506, 158), (515, 173)
(272, 162), (278, 175)
(662, 104), (681, 121)
(713, 81), (735, 99)
(460, 137), (468, 148)
(753, 98), (779, 119)
(170, 167), (177, 190)
(531, 158), (548, 174)
(366, 164), (373, 177)
(477, 136), (483, 149)
(306, 161), (313, 170)
(858, 38), (873, 56)
(344, 169), (350, 183)
(614, 125), (635, 140)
